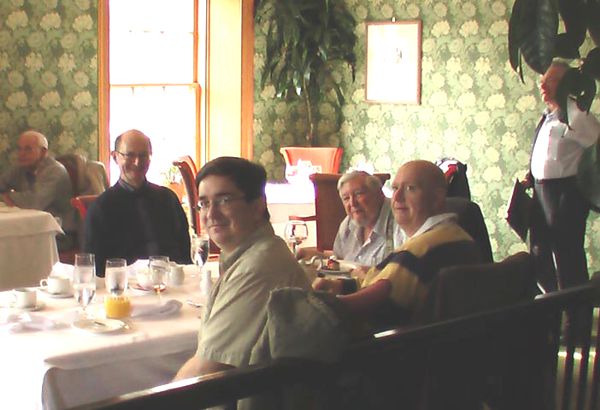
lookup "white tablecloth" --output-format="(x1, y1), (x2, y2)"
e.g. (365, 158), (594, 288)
(0, 206), (63, 291)
(0, 264), (214, 410)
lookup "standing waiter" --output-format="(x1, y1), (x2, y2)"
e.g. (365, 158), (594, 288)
(522, 60), (600, 294)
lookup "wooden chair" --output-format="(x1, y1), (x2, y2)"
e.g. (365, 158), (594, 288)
(173, 156), (200, 234)
(290, 172), (391, 252)
(279, 147), (343, 174)
(71, 194), (99, 221)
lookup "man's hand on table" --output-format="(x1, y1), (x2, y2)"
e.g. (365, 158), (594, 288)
(1, 192), (15, 206)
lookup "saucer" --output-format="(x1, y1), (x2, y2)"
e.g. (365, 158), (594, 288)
(72, 318), (127, 334)
(40, 288), (73, 298)
(8, 301), (46, 312)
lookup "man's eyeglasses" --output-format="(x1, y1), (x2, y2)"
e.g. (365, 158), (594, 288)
(115, 151), (151, 161)
(196, 195), (246, 211)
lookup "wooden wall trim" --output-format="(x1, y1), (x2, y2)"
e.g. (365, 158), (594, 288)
(240, 0), (254, 160)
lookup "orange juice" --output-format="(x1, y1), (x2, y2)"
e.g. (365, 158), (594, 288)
(104, 295), (131, 319)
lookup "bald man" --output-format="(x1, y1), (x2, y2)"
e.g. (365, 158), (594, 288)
(83, 129), (191, 276)
(0, 130), (76, 248)
(314, 160), (482, 328)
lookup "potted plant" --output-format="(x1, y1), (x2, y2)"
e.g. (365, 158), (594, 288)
(255, 0), (357, 147)
(508, 0), (600, 209)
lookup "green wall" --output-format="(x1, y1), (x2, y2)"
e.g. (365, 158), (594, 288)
(253, 0), (600, 267)
(0, 0), (98, 167)
(0, 0), (598, 270)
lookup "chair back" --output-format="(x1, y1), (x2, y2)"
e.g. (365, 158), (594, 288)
(56, 154), (108, 196)
(173, 156), (200, 234)
(307, 172), (390, 252)
(280, 147), (343, 174)
(415, 251), (536, 324)
(71, 195), (99, 221)
(445, 197), (494, 262)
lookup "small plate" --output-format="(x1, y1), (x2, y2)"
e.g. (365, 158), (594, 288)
(40, 288), (73, 298)
(72, 318), (127, 334)
(317, 268), (351, 278)
(6, 301), (46, 312)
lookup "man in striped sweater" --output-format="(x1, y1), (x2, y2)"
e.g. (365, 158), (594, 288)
(314, 160), (482, 328)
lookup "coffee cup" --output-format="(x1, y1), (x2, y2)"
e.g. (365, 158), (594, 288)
(12, 287), (37, 309)
(40, 275), (71, 295)
(168, 264), (185, 287)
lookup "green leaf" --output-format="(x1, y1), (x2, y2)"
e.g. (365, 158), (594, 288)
(558, 0), (586, 47)
(519, 0), (559, 74)
(587, 0), (600, 46)
(581, 47), (600, 79)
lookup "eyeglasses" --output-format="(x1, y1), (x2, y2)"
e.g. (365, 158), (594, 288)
(196, 195), (246, 211)
(115, 151), (151, 161)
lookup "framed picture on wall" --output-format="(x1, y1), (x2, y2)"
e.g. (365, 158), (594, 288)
(365, 20), (422, 104)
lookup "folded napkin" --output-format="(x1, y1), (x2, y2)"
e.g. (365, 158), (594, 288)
(131, 299), (182, 319)
(0, 312), (65, 333)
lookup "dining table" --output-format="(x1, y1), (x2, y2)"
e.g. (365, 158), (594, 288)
(0, 204), (63, 291)
(0, 263), (216, 410)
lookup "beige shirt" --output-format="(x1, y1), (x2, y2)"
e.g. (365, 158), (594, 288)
(196, 222), (310, 367)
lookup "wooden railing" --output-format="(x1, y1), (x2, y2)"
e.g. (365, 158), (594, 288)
(70, 278), (600, 410)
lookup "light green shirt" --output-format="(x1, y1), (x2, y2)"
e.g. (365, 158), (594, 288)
(196, 222), (310, 367)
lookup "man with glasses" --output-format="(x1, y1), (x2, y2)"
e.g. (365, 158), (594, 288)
(0, 130), (76, 250)
(83, 129), (191, 275)
(175, 156), (310, 380)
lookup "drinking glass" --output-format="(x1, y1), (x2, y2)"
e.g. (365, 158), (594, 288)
(149, 255), (169, 303)
(191, 233), (210, 277)
(105, 258), (128, 296)
(284, 220), (309, 255)
(73, 253), (96, 318)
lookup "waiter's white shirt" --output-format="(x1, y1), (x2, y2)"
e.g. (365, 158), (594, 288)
(531, 99), (600, 180)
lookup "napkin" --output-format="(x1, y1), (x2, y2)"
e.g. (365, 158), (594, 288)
(51, 261), (75, 279)
(0, 312), (65, 333)
(131, 299), (182, 319)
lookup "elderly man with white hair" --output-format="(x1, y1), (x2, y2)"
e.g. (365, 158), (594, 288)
(298, 170), (403, 267)
(0, 130), (76, 249)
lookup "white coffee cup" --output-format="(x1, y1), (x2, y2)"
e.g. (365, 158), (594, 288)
(40, 275), (71, 295)
(168, 264), (185, 287)
(12, 287), (37, 309)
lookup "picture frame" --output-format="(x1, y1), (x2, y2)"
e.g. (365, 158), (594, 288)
(365, 20), (422, 104)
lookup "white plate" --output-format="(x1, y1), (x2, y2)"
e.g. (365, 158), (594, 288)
(6, 301), (46, 312)
(40, 288), (73, 299)
(72, 318), (127, 334)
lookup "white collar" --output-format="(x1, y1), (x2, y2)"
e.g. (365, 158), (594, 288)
(404, 213), (456, 239)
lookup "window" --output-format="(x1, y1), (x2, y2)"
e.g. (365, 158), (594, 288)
(100, 0), (206, 185)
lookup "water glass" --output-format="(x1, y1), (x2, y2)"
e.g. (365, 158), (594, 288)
(284, 220), (309, 255)
(149, 255), (169, 301)
(73, 253), (96, 317)
(105, 258), (128, 296)
(191, 233), (210, 268)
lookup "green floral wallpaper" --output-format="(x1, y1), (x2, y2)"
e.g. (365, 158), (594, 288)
(0, 0), (98, 167)
(253, 0), (600, 269)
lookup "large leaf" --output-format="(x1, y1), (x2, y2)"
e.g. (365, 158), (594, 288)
(558, 0), (586, 48)
(581, 47), (600, 80)
(519, 0), (559, 74)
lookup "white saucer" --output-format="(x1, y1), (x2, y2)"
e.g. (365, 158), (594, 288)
(8, 301), (46, 312)
(40, 288), (73, 298)
(72, 318), (127, 334)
